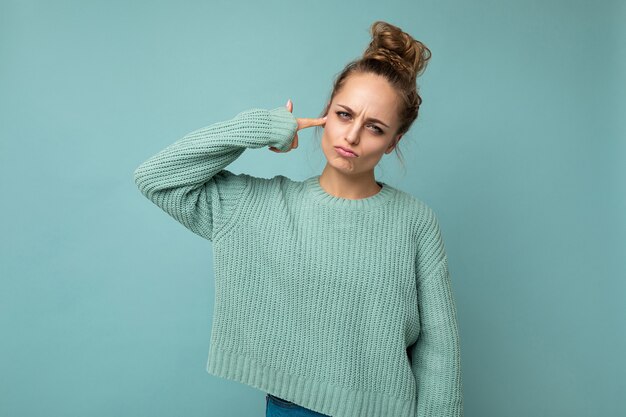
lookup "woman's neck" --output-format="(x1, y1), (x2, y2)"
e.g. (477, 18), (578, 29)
(318, 166), (382, 200)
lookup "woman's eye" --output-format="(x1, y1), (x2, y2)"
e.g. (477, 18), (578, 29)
(336, 111), (383, 134)
(366, 123), (384, 134)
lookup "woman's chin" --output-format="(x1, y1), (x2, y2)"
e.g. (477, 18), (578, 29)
(326, 156), (356, 172)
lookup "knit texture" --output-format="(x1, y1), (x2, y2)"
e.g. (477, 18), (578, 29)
(133, 106), (463, 417)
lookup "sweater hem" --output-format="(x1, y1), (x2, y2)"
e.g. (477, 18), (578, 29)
(206, 344), (417, 417)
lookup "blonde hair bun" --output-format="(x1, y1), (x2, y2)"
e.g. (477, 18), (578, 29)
(362, 21), (431, 81)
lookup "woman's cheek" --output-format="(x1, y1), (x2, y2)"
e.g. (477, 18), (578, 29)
(324, 121), (340, 142)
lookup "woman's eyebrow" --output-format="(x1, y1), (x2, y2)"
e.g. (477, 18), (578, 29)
(336, 104), (390, 128)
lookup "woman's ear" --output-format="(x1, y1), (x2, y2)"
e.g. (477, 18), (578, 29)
(386, 134), (403, 153)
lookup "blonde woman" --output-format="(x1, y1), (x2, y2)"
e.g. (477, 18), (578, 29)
(134, 20), (463, 417)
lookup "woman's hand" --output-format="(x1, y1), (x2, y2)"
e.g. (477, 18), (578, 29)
(269, 99), (327, 153)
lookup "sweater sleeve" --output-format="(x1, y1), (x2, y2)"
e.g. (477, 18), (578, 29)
(410, 215), (464, 417)
(133, 106), (298, 241)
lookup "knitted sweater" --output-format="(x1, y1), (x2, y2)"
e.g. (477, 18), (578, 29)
(133, 106), (463, 417)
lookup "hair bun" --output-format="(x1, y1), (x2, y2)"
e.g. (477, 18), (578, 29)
(362, 21), (431, 80)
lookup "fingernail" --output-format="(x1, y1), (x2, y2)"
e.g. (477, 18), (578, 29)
(286, 99), (290, 106)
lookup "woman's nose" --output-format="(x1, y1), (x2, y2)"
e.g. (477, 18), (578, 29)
(345, 125), (361, 144)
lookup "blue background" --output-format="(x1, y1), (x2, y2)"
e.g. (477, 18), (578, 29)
(1, 1), (624, 416)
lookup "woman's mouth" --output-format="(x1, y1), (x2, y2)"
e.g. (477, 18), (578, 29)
(335, 146), (358, 158)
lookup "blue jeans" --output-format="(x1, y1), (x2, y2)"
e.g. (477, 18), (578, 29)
(265, 393), (331, 417)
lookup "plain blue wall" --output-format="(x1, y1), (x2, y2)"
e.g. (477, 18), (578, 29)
(1, 1), (624, 416)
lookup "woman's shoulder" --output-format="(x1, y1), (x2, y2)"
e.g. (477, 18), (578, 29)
(386, 185), (444, 241)
(236, 172), (300, 188)
(389, 187), (448, 273)
(227, 172), (306, 201)
(387, 184), (438, 218)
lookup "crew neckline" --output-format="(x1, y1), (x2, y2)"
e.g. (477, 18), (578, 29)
(304, 175), (395, 209)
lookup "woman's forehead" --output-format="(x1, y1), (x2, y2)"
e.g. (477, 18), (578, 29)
(334, 75), (399, 120)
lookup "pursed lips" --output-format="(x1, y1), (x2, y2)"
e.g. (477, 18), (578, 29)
(335, 146), (358, 157)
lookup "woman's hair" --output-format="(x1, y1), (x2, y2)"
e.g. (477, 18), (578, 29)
(316, 21), (432, 167)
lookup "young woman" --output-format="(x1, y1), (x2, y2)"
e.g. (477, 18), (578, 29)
(134, 21), (463, 417)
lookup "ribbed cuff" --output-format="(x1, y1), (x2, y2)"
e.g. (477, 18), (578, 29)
(268, 106), (298, 151)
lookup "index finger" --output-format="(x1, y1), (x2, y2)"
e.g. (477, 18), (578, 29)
(298, 117), (327, 129)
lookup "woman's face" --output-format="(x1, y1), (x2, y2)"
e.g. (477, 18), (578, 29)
(321, 72), (402, 176)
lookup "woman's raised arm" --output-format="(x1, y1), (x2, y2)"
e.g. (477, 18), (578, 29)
(133, 106), (298, 241)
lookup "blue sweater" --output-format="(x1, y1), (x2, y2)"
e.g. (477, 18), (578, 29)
(133, 106), (463, 417)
